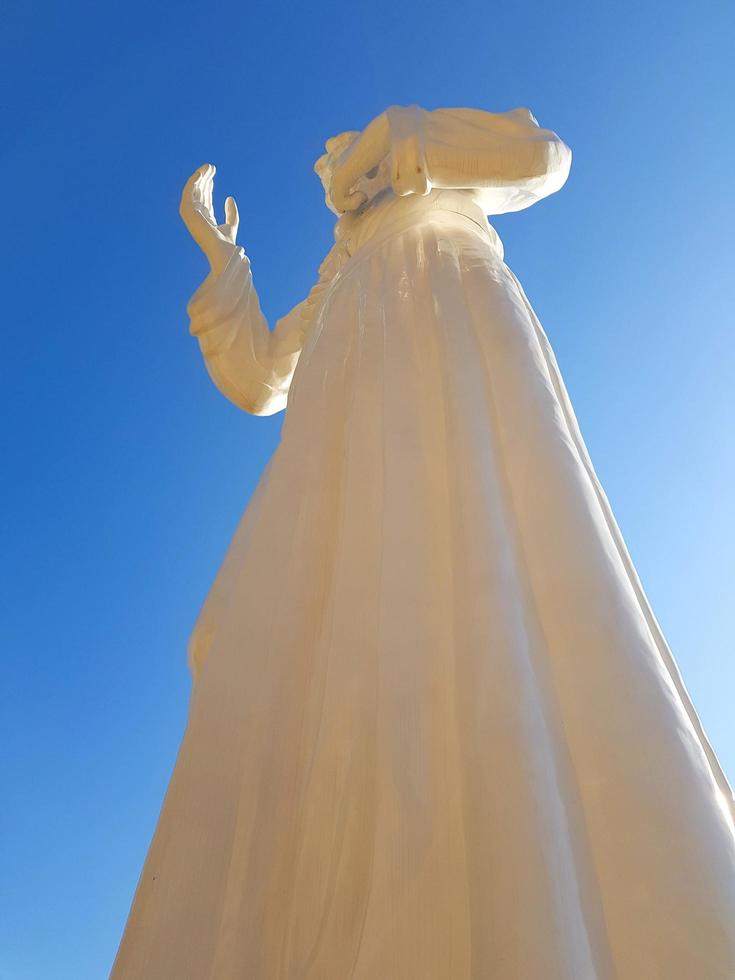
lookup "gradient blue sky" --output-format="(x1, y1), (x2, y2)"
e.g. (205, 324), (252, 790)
(2, 1), (733, 976)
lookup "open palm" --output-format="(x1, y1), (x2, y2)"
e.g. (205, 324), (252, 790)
(179, 164), (240, 276)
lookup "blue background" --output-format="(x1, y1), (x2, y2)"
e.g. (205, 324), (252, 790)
(2, 1), (733, 976)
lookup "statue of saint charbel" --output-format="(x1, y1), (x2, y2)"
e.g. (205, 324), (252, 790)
(111, 105), (735, 979)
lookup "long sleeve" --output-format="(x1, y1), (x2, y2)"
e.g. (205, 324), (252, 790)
(187, 246), (308, 416)
(386, 104), (571, 214)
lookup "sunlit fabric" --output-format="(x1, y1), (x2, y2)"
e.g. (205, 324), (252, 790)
(112, 106), (735, 979)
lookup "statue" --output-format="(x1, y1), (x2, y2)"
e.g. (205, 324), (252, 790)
(111, 106), (735, 979)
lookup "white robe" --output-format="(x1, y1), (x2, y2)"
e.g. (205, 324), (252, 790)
(111, 106), (735, 979)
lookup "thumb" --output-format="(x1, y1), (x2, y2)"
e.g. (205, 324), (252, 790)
(224, 196), (239, 234)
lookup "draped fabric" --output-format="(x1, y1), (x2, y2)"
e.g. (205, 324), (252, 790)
(111, 107), (735, 980)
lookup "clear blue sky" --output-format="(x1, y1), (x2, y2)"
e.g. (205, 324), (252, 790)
(1, 1), (733, 976)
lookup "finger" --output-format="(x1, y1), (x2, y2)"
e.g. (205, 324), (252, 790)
(180, 164), (206, 214)
(204, 164), (216, 220)
(192, 166), (206, 205)
(182, 166), (202, 200)
(193, 164), (213, 214)
(340, 189), (367, 212)
(194, 162), (212, 194)
(224, 196), (239, 234)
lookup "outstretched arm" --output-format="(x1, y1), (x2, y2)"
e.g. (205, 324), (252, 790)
(329, 106), (571, 216)
(180, 165), (306, 416)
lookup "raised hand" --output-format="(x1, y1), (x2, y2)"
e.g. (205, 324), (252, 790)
(179, 164), (240, 276)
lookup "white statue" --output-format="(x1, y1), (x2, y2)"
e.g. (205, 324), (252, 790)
(111, 106), (735, 979)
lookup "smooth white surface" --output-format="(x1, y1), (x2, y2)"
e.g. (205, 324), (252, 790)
(112, 106), (735, 979)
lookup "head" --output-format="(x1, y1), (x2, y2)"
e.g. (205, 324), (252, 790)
(314, 130), (360, 214)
